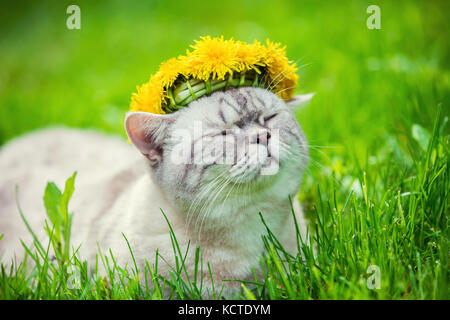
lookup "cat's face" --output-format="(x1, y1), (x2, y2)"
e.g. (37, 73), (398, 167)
(126, 87), (311, 216)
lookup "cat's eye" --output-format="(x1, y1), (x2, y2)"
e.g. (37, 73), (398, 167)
(263, 113), (278, 123)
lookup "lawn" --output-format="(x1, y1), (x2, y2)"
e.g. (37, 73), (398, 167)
(0, 0), (448, 299)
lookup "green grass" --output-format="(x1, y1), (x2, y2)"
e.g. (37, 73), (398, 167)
(0, 0), (449, 299)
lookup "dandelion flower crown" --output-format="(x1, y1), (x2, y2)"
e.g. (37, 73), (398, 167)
(130, 36), (298, 114)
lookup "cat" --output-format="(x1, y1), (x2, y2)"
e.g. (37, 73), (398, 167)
(0, 87), (312, 298)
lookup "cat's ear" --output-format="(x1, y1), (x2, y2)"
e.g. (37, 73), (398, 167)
(286, 93), (315, 109)
(125, 111), (175, 165)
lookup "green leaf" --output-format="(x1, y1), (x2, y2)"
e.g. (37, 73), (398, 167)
(412, 124), (431, 151)
(43, 182), (62, 232)
(0, 233), (3, 241)
(59, 171), (77, 224)
(242, 284), (256, 300)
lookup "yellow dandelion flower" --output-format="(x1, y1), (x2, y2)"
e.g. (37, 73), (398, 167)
(130, 36), (299, 114)
(155, 58), (184, 88)
(235, 40), (266, 73)
(130, 76), (166, 114)
(187, 36), (239, 80)
(262, 40), (298, 100)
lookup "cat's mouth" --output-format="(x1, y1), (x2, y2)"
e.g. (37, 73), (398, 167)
(228, 152), (280, 183)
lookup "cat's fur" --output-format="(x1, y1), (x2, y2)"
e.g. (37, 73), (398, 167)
(0, 87), (311, 297)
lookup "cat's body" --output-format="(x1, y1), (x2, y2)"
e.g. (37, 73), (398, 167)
(0, 87), (311, 297)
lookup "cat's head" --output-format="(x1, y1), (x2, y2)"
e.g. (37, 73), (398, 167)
(125, 87), (311, 216)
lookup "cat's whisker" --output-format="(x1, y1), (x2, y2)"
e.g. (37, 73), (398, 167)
(196, 175), (232, 241)
(267, 60), (311, 93)
(217, 173), (247, 220)
(185, 168), (229, 235)
(186, 175), (217, 223)
(279, 141), (293, 153)
(305, 145), (339, 165)
(195, 172), (229, 216)
(229, 156), (250, 177)
(266, 57), (304, 89)
(274, 85), (298, 97)
(189, 173), (226, 219)
(307, 144), (338, 149)
(200, 177), (239, 237)
(278, 141), (295, 158)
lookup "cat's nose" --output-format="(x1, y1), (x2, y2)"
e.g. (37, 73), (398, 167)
(252, 130), (271, 145)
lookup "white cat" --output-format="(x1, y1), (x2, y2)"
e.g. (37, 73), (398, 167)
(0, 87), (312, 298)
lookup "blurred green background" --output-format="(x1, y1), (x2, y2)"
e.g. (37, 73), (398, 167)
(0, 0), (449, 300)
(0, 0), (449, 165)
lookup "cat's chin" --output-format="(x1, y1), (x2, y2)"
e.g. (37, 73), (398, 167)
(229, 157), (280, 184)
